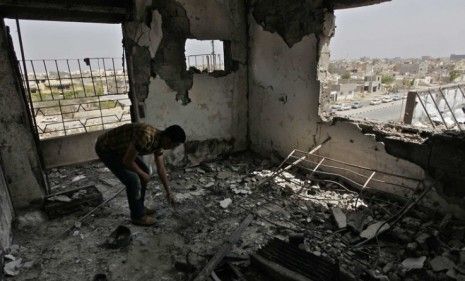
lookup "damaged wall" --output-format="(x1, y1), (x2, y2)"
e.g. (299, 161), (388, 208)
(248, 3), (323, 156)
(0, 158), (13, 250)
(0, 20), (45, 208)
(125, 0), (248, 164)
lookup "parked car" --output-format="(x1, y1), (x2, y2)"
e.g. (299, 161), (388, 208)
(392, 95), (401, 101)
(382, 96), (393, 103)
(351, 101), (363, 109)
(370, 99), (382, 105)
(331, 104), (342, 111)
(339, 104), (352, 111)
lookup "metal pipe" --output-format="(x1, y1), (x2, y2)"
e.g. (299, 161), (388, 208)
(438, 88), (463, 132)
(29, 60), (43, 101)
(428, 90), (448, 128)
(66, 59), (77, 98)
(415, 92), (436, 128)
(293, 149), (423, 182)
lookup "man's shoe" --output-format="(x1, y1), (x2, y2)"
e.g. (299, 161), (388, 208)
(132, 215), (156, 226)
(144, 207), (155, 215)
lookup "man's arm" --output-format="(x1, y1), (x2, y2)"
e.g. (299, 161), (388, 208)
(122, 142), (151, 185)
(154, 153), (175, 207)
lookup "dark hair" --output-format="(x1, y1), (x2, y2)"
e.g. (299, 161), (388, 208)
(164, 125), (186, 143)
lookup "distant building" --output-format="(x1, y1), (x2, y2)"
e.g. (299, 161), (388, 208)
(450, 54), (465, 61)
(331, 83), (357, 101)
(364, 75), (381, 93)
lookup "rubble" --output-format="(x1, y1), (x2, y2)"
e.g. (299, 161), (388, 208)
(219, 198), (232, 209)
(331, 207), (347, 229)
(7, 154), (465, 281)
(401, 256), (427, 270)
(4, 258), (22, 276)
(429, 256), (455, 272)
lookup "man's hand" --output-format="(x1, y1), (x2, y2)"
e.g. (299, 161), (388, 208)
(140, 173), (151, 187)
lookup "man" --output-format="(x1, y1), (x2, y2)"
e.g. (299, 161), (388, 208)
(95, 123), (186, 226)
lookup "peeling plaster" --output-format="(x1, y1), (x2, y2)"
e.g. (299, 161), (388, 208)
(249, 0), (325, 47)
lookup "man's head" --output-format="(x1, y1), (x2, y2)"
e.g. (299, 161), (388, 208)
(160, 125), (186, 149)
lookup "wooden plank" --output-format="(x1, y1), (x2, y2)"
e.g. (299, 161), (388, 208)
(193, 214), (254, 281)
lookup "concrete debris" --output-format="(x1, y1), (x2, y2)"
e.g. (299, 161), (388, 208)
(230, 184), (252, 195)
(401, 256), (427, 270)
(71, 175), (86, 182)
(15, 210), (47, 230)
(219, 198), (232, 209)
(429, 256), (455, 272)
(4, 254), (16, 261)
(49, 195), (72, 202)
(331, 207), (347, 229)
(4, 258), (22, 276)
(22, 261), (34, 269)
(360, 221), (390, 239)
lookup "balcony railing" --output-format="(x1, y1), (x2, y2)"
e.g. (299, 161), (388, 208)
(19, 57), (132, 139)
(403, 83), (465, 132)
(185, 54), (224, 72)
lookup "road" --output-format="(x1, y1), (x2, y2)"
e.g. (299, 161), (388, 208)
(335, 100), (407, 122)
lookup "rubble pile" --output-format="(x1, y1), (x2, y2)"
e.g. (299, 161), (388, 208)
(5, 153), (465, 281)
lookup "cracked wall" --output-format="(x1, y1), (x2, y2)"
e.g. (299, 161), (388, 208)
(0, 21), (45, 209)
(247, 1), (465, 216)
(124, 0), (248, 165)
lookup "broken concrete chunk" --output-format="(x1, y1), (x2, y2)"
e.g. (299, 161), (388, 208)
(360, 221), (390, 239)
(22, 261), (34, 269)
(49, 195), (72, 202)
(219, 198), (232, 209)
(401, 256), (427, 270)
(4, 254), (15, 261)
(430, 256), (455, 272)
(217, 171), (233, 180)
(331, 207), (347, 229)
(71, 175), (86, 182)
(447, 268), (458, 279)
(4, 258), (22, 276)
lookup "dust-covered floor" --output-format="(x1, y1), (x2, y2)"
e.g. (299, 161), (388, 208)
(5, 153), (465, 281)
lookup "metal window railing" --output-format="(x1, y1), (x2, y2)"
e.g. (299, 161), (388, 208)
(403, 83), (465, 132)
(18, 57), (132, 139)
(185, 54), (224, 72)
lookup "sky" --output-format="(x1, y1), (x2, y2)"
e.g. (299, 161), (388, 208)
(332, 0), (465, 59)
(4, 19), (223, 60)
(4, 0), (465, 61)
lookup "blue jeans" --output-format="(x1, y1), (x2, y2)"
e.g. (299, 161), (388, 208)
(96, 148), (149, 220)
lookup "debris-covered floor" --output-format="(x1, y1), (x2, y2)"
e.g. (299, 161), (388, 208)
(4, 152), (465, 280)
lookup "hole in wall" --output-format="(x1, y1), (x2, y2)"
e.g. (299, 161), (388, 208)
(185, 39), (225, 73)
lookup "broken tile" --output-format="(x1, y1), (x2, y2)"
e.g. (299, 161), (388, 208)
(401, 256), (427, 270)
(360, 221), (390, 239)
(331, 207), (347, 229)
(4, 258), (22, 276)
(430, 256), (455, 272)
(219, 198), (232, 209)
(71, 175), (86, 182)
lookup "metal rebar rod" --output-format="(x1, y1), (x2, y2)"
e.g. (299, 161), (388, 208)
(54, 60), (66, 98)
(29, 60), (43, 101)
(354, 172), (376, 208)
(58, 100), (67, 136)
(111, 58), (119, 95)
(66, 59), (77, 98)
(439, 88), (463, 132)
(428, 90), (448, 128)
(101, 58), (111, 95)
(87, 60), (105, 130)
(42, 60), (55, 100)
(415, 92), (436, 128)
(293, 149), (423, 182)
(122, 53), (129, 93)
(288, 154), (418, 190)
(61, 186), (126, 237)
(458, 85), (465, 100)
(77, 59), (88, 97)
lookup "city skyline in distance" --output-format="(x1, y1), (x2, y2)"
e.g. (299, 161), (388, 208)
(331, 0), (465, 60)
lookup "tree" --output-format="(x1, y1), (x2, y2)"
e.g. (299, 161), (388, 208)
(381, 75), (394, 84)
(450, 70), (461, 82)
(341, 73), (351, 80)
